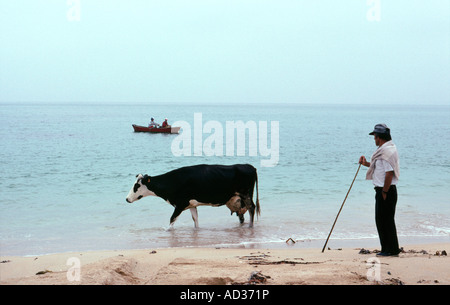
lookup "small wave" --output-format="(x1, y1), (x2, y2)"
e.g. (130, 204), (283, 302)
(418, 224), (450, 236)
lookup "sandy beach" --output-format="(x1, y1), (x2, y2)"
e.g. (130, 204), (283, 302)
(1, 242), (448, 285)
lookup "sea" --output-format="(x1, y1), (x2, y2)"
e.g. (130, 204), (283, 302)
(1, 103), (449, 256)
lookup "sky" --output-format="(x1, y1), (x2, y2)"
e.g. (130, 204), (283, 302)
(0, 0), (449, 105)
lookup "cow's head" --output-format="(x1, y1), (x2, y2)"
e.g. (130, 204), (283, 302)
(126, 174), (155, 203)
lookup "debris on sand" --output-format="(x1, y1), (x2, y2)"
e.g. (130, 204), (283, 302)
(233, 271), (271, 285)
(435, 250), (447, 256)
(36, 270), (53, 275)
(384, 278), (405, 285)
(248, 271), (270, 284)
(358, 248), (377, 255)
(286, 238), (296, 244)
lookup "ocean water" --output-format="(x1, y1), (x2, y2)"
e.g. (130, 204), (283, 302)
(0, 103), (449, 256)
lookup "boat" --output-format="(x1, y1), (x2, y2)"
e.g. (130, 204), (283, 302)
(132, 124), (181, 134)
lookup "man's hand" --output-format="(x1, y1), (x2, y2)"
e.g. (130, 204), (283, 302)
(359, 156), (369, 167)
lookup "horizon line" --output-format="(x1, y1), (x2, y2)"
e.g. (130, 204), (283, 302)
(1, 101), (449, 107)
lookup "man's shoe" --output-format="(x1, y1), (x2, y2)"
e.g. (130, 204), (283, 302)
(377, 252), (398, 257)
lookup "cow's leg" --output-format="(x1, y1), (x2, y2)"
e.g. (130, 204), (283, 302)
(238, 214), (245, 224)
(237, 197), (245, 224)
(248, 206), (255, 227)
(190, 207), (199, 228)
(242, 195), (256, 228)
(169, 207), (183, 228)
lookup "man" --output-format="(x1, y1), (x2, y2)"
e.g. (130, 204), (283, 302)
(359, 124), (401, 256)
(149, 118), (160, 128)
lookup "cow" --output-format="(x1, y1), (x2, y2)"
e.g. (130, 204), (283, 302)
(126, 164), (260, 228)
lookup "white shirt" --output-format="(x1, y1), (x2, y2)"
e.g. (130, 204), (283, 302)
(372, 159), (399, 187)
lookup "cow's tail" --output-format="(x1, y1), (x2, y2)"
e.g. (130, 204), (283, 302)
(255, 170), (260, 218)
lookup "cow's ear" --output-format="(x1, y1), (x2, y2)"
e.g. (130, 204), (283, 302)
(142, 175), (150, 184)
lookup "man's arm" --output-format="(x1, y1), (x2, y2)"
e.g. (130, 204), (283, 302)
(382, 171), (394, 199)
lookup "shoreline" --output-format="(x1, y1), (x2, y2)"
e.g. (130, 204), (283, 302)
(1, 240), (448, 285)
(2, 234), (448, 258)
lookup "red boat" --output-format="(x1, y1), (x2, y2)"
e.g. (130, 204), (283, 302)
(132, 124), (181, 134)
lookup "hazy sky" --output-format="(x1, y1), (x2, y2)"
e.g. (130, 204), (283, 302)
(1, 1), (449, 105)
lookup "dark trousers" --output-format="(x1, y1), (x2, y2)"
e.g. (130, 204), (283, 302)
(375, 185), (400, 254)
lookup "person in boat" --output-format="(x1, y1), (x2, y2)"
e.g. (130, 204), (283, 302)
(149, 118), (160, 128)
(161, 118), (169, 128)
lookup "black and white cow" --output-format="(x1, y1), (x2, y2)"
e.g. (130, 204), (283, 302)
(126, 164), (260, 228)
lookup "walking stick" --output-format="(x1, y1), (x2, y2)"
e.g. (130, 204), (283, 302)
(321, 163), (362, 253)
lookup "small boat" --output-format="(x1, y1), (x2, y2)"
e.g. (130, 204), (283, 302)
(132, 124), (181, 134)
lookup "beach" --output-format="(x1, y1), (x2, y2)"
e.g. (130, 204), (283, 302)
(1, 242), (448, 285)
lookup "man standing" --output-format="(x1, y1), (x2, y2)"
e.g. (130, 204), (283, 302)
(359, 124), (401, 256)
